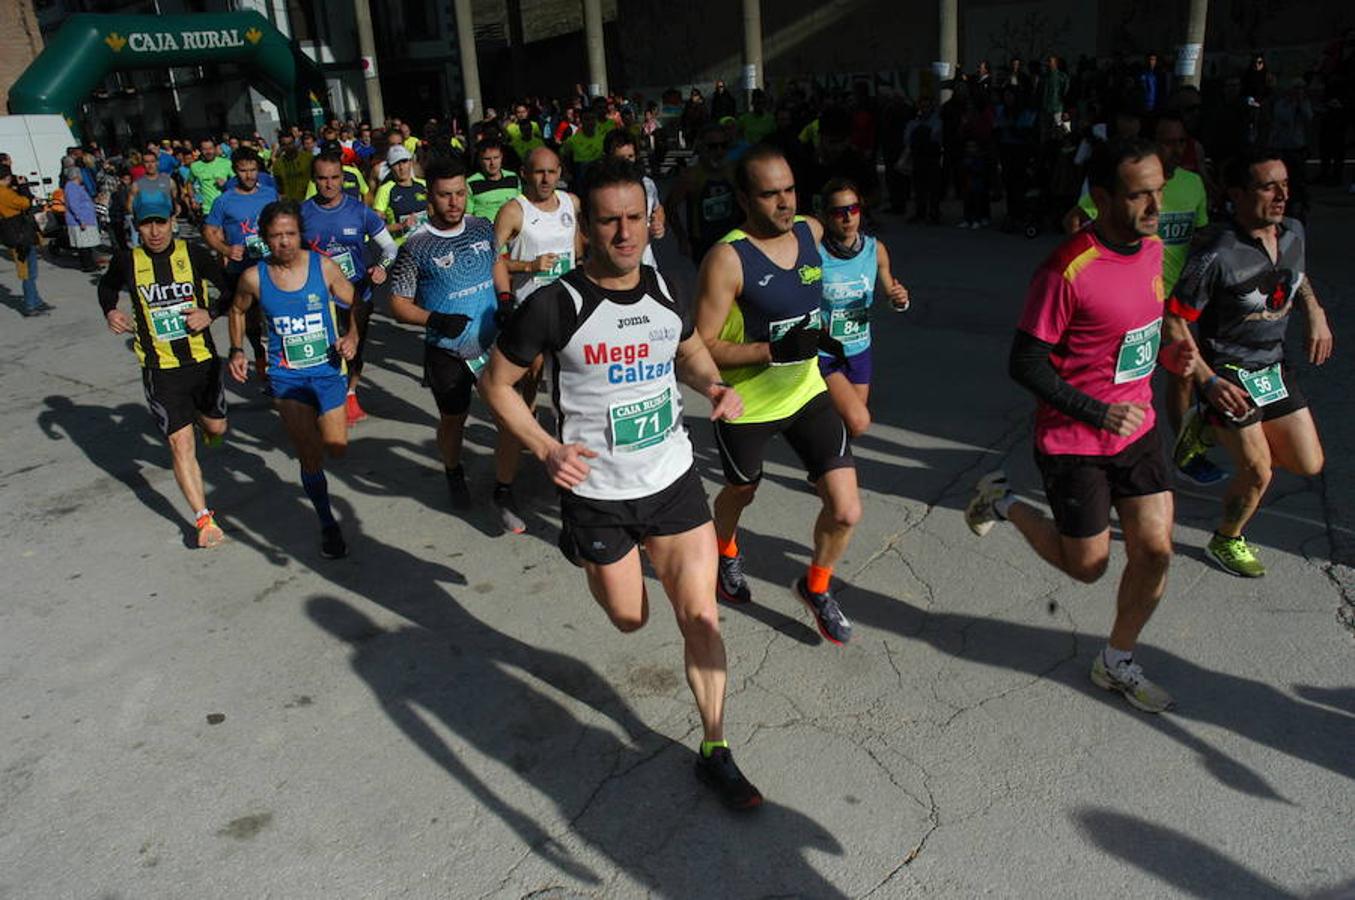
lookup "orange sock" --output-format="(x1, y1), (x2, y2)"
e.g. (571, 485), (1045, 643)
(717, 534), (739, 558)
(807, 564), (832, 594)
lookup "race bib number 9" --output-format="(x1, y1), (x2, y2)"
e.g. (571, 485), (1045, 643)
(150, 301), (196, 342)
(609, 387), (676, 451)
(534, 251), (573, 283)
(1237, 362), (1288, 407)
(1114, 318), (1161, 384)
(283, 329), (329, 368)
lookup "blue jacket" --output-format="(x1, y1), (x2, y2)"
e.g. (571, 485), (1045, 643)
(64, 180), (97, 227)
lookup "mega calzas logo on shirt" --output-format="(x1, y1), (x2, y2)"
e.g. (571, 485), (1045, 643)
(584, 341), (674, 384)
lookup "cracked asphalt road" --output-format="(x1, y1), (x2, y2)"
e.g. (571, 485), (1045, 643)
(2, 192), (1352, 899)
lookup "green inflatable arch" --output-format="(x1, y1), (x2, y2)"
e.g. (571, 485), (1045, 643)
(7, 11), (327, 124)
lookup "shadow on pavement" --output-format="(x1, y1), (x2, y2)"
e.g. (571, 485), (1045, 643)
(36, 395), (193, 547)
(1072, 807), (1296, 899)
(724, 524), (1354, 798)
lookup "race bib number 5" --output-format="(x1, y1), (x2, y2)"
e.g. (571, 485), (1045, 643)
(1114, 318), (1162, 384)
(330, 248), (358, 280)
(609, 388), (675, 451)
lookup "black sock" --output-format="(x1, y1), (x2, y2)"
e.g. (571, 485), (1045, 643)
(445, 464), (464, 479)
(494, 481), (512, 495)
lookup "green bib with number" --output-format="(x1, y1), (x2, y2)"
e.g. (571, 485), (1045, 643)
(283, 329), (329, 368)
(702, 192), (734, 223)
(609, 388), (675, 451)
(464, 351), (490, 378)
(150, 301), (195, 342)
(534, 251), (573, 283)
(331, 249), (358, 280)
(1115, 318), (1161, 384)
(829, 306), (869, 342)
(1236, 362), (1288, 407)
(244, 233), (268, 260)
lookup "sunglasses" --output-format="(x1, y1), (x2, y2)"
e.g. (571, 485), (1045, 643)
(828, 203), (861, 218)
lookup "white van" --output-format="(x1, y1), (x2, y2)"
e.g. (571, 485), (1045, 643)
(0, 114), (79, 201)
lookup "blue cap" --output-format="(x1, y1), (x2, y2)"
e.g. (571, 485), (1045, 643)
(133, 190), (173, 223)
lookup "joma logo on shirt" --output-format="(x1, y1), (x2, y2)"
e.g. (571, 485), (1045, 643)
(137, 281), (196, 306)
(616, 315), (650, 329)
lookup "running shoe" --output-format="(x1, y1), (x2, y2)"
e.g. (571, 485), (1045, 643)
(1206, 533), (1265, 578)
(345, 393), (368, 427)
(1176, 455), (1227, 486)
(965, 470), (1010, 536)
(320, 523), (347, 559)
(694, 746), (763, 811)
(1090, 653), (1174, 713)
(195, 510), (224, 548)
(494, 485), (527, 534)
(1171, 403), (1211, 471)
(445, 466), (470, 510)
(717, 552), (751, 604)
(793, 577), (853, 645)
(21, 306), (49, 318)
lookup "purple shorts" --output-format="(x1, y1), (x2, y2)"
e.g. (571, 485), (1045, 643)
(818, 348), (873, 385)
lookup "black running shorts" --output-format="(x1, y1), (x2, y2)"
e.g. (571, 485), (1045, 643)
(1204, 361), (1308, 429)
(142, 357), (228, 437)
(422, 344), (478, 416)
(559, 466), (712, 566)
(1034, 426), (1169, 539)
(711, 390), (854, 485)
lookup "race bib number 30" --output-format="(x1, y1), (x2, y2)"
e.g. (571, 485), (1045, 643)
(534, 251), (573, 283)
(1114, 318), (1161, 384)
(1237, 362), (1288, 407)
(150, 301), (196, 342)
(609, 388), (675, 451)
(283, 329), (329, 368)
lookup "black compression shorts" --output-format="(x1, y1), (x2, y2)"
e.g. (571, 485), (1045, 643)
(711, 390), (854, 485)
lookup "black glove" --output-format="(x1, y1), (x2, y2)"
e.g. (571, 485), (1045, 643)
(769, 314), (821, 365)
(427, 312), (471, 339)
(493, 293), (515, 329)
(818, 330), (848, 365)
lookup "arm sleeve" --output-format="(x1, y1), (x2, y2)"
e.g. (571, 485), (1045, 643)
(496, 286), (576, 367)
(97, 253), (127, 314)
(370, 225), (398, 266)
(1008, 329), (1109, 429)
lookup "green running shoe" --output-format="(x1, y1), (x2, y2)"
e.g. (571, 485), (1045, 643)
(1206, 533), (1266, 578)
(1172, 403), (1211, 471)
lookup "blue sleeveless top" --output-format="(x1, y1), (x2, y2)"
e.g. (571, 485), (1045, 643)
(715, 218), (827, 423)
(258, 251), (344, 376)
(819, 235), (878, 357)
